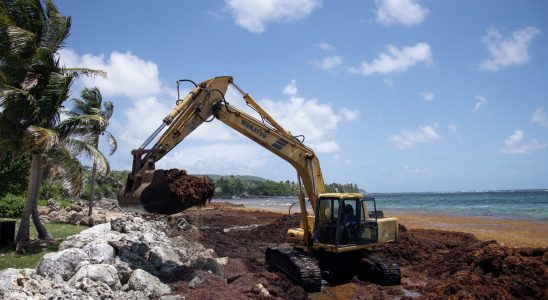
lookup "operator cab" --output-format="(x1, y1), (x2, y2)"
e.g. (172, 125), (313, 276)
(313, 194), (380, 247)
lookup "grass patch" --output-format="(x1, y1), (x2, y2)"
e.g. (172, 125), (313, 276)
(0, 221), (87, 270)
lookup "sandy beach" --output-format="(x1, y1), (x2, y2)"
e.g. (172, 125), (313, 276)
(232, 202), (548, 248)
(387, 211), (548, 248)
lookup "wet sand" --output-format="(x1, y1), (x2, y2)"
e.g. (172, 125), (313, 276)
(386, 211), (548, 248)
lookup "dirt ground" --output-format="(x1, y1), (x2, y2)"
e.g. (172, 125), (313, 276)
(170, 202), (548, 300)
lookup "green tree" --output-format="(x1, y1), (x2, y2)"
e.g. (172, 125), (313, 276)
(0, 0), (106, 244)
(0, 152), (30, 198)
(66, 87), (116, 216)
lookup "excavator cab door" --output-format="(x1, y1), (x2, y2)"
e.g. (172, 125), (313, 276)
(313, 198), (340, 244)
(358, 197), (379, 243)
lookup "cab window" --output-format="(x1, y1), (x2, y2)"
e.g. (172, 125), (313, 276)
(314, 198), (339, 243)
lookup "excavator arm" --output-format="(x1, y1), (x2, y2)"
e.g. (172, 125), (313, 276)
(118, 76), (326, 242)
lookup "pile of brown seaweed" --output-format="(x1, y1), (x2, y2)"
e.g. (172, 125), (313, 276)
(164, 169), (215, 208)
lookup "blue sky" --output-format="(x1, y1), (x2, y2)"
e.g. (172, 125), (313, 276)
(55, 0), (548, 192)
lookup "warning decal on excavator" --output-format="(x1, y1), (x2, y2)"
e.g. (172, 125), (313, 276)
(272, 138), (288, 150)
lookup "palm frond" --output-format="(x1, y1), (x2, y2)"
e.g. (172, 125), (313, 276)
(61, 68), (106, 79)
(43, 146), (84, 196)
(102, 101), (114, 120)
(40, 0), (70, 51)
(6, 25), (36, 54)
(56, 114), (106, 138)
(37, 71), (73, 127)
(69, 98), (89, 115)
(27, 125), (58, 151)
(4, 0), (45, 36)
(81, 87), (102, 105)
(65, 138), (110, 176)
(103, 130), (118, 155)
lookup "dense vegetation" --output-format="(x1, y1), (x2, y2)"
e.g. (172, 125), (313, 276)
(0, 153), (31, 199)
(210, 175), (360, 198)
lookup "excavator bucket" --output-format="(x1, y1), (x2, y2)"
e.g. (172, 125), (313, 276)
(118, 169), (214, 215)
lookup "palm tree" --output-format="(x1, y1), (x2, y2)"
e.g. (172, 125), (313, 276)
(66, 87), (117, 216)
(0, 0), (105, 244)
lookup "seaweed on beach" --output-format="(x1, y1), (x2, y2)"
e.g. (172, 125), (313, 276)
(369, 229), (548, 299)
(179, 204), (547, 299)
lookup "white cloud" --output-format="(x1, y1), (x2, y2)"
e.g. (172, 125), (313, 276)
(390, 124), (440, 149)
(255, 81), (359, 154)
(499, 130), (547, 154)
(120, 97), (170, 144)
(312, 141), (341, 153)
(348, 42), (433, 76)
(58, 49), (163, 98)
(531, 108), (548, 127)
(225, 0), (321, 33)
(375, 0), (429, 26)
(474, 95), (486, 112)
(421, 91), (434, 102)
(282, 80), (298, 96)
(310, 55), (344, 71)
(316, 42), (336, 51)
(339, 108), (360, 121)
(158, 143), (268, 174)
(481, 26), (541, 71)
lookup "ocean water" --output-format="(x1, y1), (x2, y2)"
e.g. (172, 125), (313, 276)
(213, 190), (548, 221)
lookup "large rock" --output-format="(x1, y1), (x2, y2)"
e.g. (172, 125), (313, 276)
(112, 258), (133, 284)
(36, 248), (88, 281)
(70, 264), (121, 290)
(83, 243), (115, 264)
(46, 198), (61, 211)
(73, 277), (114, 298)
(0, 269), (19, 293)
(59, 223), (116, 250)
(149, 246), (182, 268)
(67, 212), (84, 225)
(128, 269), (171, 297)
(95, 198), (121, 211)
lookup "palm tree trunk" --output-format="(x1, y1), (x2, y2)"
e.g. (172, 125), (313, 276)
(16, 152), (50, 242)
(88, 136), (99, 217)
(88, 161), (97, 216)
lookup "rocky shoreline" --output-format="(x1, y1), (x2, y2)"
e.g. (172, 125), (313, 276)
(1, 214), (221, 299)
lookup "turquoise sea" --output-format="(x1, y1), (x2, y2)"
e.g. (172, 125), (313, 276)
(213, 190), (548, 221)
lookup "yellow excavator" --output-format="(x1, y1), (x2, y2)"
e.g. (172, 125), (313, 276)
(118, 76), (400, 292)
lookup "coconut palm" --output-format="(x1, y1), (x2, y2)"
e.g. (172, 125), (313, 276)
(66, 87), (117, 216)
(0, 0), (105, 244)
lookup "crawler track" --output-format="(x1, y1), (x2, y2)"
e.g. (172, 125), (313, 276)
(361, 254), (401, 285)
(265, 247), (322, 292)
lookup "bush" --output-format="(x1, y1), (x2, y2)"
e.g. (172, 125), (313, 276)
(0, 153), (30, 198)
(0, 194), (26, 218)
